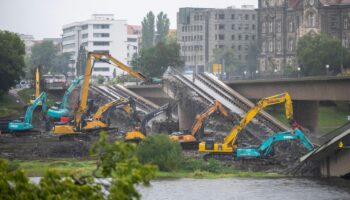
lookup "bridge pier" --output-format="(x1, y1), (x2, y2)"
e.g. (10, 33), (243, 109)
(178, 100), (198, 131)
(294, 100), (319, 133)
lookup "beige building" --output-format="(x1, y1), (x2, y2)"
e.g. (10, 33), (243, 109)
(257, 0), (350, 74)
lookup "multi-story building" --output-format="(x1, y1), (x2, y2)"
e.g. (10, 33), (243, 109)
(126, 25), (141, 65)
(19, 34), (37, 56)
(177, 6), (257, 73)
(62, 14), (127, 79)
(257, 0), (350, 74)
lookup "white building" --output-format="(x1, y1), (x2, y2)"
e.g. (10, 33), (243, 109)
(62, 14), (127, 79)
(19, 34), (36, 56)
(126, 25), (141, 66)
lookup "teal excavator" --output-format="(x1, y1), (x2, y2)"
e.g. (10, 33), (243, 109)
(47, 76), (84, 119)
(8, 92), (47, 131)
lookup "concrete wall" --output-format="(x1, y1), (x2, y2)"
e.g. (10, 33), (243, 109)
(320, 149), (350, 177)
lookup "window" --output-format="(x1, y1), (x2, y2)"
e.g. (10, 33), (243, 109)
(252, 24), (256, 30)
(269, 41), (273, 52)
(94, 33), (109, 38)
(245, 35), (249, 40)
(289, 39), (294, 51)
(81, 25), (88, 30)
(238, 24), (242, 30)
(269, 22), (273, 33)
(231, 14), (235, 19)
(245, 24), (249, 30)
(277, 22), (281, 32)
(238, 55), (241, 60)
(231, 45), (235, 49)
(182, 26), (185, 32)
(238, 14), (242, 20)
(63, 43), (75, 49)
(262, 42), (266, 52)
(93, 41), (109, 46)
(218, 34), (225, 40)
(94, 67), (109, 72)
(260, 59), (266, 71)
(232, 24), (235, 30)
(63, 27), (74, 33)
(219, 45), (225, 49)
(93, 24), (110, 29)
(262, 23), (266, 33)
(82, 34), (88, 39)
(238, 35), (242, 40)
(127, 38), (137, 42)
(252, 35), (255, 40)
(344, 18), (348, 29)
(63, 35), (75, 41)
(245, 14), (249, 20)
(277, 40), (281, 52)
(94, 50), (110, 54)
(289, 21), (293, 32)
(308, 12), (315, 27)
(218, 24), (225, 30)
(219, 14), (225, 19)
(252, 14), (256, 20)
(238, 45), (242, 51)
(231, 35), (235, 40)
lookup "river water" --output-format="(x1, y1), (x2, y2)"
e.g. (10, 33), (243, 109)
(137, 177), (350, 200)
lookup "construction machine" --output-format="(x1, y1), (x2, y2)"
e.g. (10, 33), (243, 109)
(52, 52), (148, 135)
(170, 100), (231, 149)
(235, 128), (314, 158)
(83, 97), (135, 130)
(199, 92), (294, 158)
(29, 68), (40, 105)
(9, 92), (47, 132)
(125, 101), (178, 142)
(47, 76), (84, 119)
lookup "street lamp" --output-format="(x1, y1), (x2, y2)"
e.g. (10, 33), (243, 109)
(297, 67), (301, 77)
(326, 64), (330, 76)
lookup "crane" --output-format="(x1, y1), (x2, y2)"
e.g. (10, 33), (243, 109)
(9, 92), (47, 131)
(52, 52), (148, 135)
(29, 68), (40, 105)
(170, 100), (231, 148)
(199, 93), (294, 157)
(47, 76), (84, 119)
(235, 128), (314, 158)
(125, 101), (178, 142)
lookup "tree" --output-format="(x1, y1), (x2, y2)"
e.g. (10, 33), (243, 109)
(212, 48), (240, 76)
(297, 33), (350, 76)
(138, 41), (184, 77)
(31, 40), (57, 73)
(155, 12), (170, 43)
(0, 31), (25, 97)
(76, 45), (87, 76)
(141, 11), (155, 49)
(137, 134), (182, 171)
(52, 52), (71, 75)
(0, 132), (156, 199)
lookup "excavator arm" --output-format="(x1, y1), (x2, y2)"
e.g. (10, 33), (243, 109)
(223, 93), (293, 148)
(190, 100), (230, 136)
(60, 76), (84, 110)
(91, 98), (128, 120)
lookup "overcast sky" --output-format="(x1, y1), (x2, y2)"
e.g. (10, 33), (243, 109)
(0, 0), (258, 39)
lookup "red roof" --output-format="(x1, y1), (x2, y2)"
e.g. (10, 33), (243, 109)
(319, 0), (350, 5)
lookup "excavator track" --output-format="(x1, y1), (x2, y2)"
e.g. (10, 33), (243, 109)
(58, 127), (121, 141)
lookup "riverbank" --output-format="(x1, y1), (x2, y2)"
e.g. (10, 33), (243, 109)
(12, 159), (281, 179)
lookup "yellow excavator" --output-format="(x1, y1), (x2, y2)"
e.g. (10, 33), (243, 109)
(52, 52), (147, 135)
(198, 93), (293, 157)
(29, 68), (41, 105)
(170, 100), (231, 149)
(83, 97), (134, 130)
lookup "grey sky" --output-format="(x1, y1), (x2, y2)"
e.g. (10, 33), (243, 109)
(0, 0), (257, 39)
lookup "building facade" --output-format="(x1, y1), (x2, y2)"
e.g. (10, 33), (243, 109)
(177, 6), (257, 73)
(62, 14), (127, 79)
(126, 25), (141, 66)
(257, 0), (350, 74)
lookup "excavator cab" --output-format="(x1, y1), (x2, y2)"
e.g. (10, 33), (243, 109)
(205, 138), (215, 151)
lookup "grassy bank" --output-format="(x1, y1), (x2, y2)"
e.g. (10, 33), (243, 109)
(18, 88), (60, 107)
(12, 159), (280, 179)
(0, 93), (22, 118)
(267, 102), (349, 135)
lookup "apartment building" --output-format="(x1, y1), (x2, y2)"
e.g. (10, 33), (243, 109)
(62, 14), (127, 79)
(177, 6), (257, 73)
(126, 25), (141, 65)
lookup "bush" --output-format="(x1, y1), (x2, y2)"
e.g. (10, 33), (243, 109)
(181, 158), (222, 173)
(137, 134), (183, 172)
